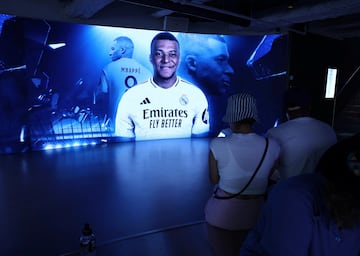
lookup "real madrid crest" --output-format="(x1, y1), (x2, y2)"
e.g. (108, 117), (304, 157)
(179, 95), (189, 105)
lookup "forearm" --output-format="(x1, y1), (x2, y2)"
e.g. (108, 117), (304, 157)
(208, 151), (220, 184)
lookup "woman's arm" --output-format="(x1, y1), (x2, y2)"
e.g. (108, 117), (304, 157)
(208, 150), (220, 184)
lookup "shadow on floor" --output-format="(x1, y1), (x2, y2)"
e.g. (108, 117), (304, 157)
(61, 221), (213, 256)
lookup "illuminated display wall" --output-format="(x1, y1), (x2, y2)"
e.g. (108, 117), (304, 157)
(0, 15), (288, 154)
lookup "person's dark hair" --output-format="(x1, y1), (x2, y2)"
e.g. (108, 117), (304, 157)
(285, 87), (312, 118)
(114, 36), (134, 48)
(114, 36), (134, 57)
(233, 118), (256, 126)
(317, 133), (360, 229)
(150, 32), (179, 54)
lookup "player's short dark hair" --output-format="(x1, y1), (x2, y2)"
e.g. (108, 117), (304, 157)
(150, 32), (179, 54)
(285, 87), (312, 109)
(284, 87), (312, 118)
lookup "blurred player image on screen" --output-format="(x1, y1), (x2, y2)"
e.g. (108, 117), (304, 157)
(96, 36), (152, 132)
(177, 33), (234, 136)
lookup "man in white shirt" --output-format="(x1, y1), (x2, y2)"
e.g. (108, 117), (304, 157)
(115, 32), (209, 141)
(267, 87), (337, 179)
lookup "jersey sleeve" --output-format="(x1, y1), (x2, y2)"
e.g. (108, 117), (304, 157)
(191, 89), (210, 136)
(114, 91), (135, 138)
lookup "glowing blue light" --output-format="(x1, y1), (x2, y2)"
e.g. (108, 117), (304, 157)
(48, 43), (66, 49)
(273, 118), (280, 127)
(20, 125), (26, 142)
(73, 142), (81, 147)
(41, 140), (100, 151)
(217, 132), (226, 137)
(0, 14), (14, 35)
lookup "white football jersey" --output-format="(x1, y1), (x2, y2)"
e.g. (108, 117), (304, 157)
(99, 58), (152, 126)
(115, 77), (209, 140)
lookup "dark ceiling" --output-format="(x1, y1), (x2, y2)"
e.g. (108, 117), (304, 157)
(1, 0), (360, 40)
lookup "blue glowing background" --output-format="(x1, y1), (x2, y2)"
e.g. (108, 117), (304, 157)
(0, 15), (288, 154)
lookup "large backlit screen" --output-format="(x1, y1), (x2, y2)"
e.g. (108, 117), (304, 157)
(0, 15), (288, 153)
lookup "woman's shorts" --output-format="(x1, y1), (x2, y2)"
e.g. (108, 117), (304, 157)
(204, 188), (265, 230)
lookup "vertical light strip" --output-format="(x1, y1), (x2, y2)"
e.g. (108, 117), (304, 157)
(325, 67), (337, 99)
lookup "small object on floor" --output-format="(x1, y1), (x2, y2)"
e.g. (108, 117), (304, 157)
(80, 223), (96, 255)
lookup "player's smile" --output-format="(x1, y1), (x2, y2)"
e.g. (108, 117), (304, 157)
(160, 64), (175, 70)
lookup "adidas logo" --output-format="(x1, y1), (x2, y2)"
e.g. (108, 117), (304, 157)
(140, 97), (151, 105)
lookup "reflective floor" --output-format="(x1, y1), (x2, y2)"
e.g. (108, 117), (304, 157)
(0, 138), (214, 255)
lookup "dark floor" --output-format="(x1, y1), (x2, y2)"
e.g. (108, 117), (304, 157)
(0, 138), (214, 255)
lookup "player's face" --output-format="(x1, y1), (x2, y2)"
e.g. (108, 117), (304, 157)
(195, 38), (234, 95)
(109, 41), (121, 61)
(150, 39), (179, 80)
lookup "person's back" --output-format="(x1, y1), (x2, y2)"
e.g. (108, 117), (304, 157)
(267, 116), (337, 178)
(102, 57), (151, 125)
(204, 93), (280, 256)
(97, 36), (152, 132)
(267, 87), (337, 178)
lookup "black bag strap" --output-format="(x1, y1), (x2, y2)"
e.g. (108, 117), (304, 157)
(214, 137), (269, 200)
